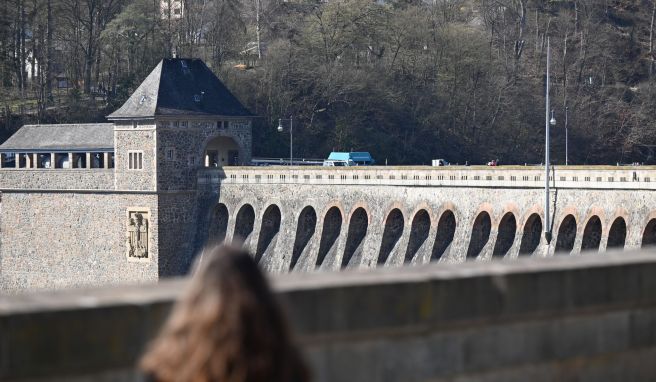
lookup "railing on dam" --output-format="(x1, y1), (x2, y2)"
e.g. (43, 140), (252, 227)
(198, 165), (656, 190)
(3, 251), (656, 382)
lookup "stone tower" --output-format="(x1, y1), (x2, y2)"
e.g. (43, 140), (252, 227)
(107, 58), (254, 275)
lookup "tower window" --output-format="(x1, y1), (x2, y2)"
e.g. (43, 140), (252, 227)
(166, 148), (176, 161)
(128, 151), (144, 170)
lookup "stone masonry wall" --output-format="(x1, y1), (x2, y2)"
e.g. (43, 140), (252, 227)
(114, 123), (157, 191)
(0, 169), (114, 190)
(3, 252), (656, 382)
(155, 119), (252, 191)
(0, 192), (159, 292)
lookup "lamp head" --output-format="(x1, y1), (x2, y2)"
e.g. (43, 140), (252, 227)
(550, 116), (556, 126)
(277, 119), (283, 132)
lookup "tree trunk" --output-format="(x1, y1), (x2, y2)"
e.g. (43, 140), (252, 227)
(650, 0), (656, 78)
(45, 0), (52, 101)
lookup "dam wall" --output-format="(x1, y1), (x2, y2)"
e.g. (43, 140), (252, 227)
(202, 166), (656, 273)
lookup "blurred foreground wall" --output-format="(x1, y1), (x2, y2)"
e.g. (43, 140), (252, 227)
(2, 251), (656, 382)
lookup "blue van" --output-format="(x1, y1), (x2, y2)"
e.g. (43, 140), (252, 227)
(323, 152), (375, 166)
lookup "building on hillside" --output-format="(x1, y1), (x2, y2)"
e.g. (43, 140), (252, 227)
(0, 58), (253, 292)
(161, 0), (184, 19)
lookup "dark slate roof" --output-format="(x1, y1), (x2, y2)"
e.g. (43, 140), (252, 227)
(0, 123), (114, 152)
(107, 58), (253, 119)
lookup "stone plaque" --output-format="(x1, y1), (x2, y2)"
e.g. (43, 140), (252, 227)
(127, 209), (149, 259)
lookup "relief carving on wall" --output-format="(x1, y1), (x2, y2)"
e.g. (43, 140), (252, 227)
(127, 210), (149, 259)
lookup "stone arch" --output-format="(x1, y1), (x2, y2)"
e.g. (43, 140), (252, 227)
(404, 209), (431, 264)
(377, 208), (405, 265)
(581, 215), (602, 252)
(466, 211), (492, 259)
(316, 206), (343, 268)
(202, 134), (242, 167)
(642, 218), (656, 247)
(519, 213), (542, 256)
(607, 217), (627, 250)
(207, 203), (229, 246)
(233, 204), (255, 246)
(431, 210), (456, 261)
(342, 207), (369, 269)
(555, 214), (577, 254)
(492, 212), (517, 258)
(254, 204), (281, 263)
(290, 206), (317, 270)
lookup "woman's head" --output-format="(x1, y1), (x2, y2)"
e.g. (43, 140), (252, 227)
(140, 245), (309, 382)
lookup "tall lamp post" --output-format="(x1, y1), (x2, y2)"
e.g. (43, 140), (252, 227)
(545, 37), (556, 243)
(565, 105), (569, 166)
(278, 116), (293, 166)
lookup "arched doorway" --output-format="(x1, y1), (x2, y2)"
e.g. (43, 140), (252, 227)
(255, 205), (281, 264)
(467, 211), (491, 259)
(377, 209), (404, 265)
(233, 204), (255, 246)
(431, 210), (456, 261)
(555, 215), (577, 254)
(290, 206), (317, 270)
(404, 210), (430, 264)
(642, 218), (656, 247)
(519, 214), (542, 256)
(208, 203), (229, 246)
(204, 136), (240, 167)
(342, 208), (368, 269)
(316, 207), (342, 268)
(492, 212), (517, 258)
(581, 216), (602, 252)
(607, 217), (627, 250)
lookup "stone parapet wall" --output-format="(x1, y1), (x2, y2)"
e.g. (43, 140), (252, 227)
(0, 169), (114, 191)
(202, 165), (656, 190)
(2, 252), (656, 381)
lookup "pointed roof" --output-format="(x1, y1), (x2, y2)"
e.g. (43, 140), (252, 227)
(107, 58), (253, 120)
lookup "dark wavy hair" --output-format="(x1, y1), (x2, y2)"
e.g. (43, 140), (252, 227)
(140, 245), (310, 382)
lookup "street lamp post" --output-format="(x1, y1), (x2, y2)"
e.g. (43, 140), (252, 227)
(545, 37), (555, 243)
(565, 106), (569, 166)
(278, 116), (293, 166)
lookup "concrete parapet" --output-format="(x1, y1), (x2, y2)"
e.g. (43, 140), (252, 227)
(2, 251), (656, 381)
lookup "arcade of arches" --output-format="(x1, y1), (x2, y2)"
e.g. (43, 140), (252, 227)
(207, 201), (656, 271)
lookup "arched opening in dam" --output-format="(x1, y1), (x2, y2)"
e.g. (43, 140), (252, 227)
(431, 210), (456, 261)
(204, 135), (241, 167)
(342, 208), (369, 269)
(233, 204), (255, 246)
(290, 206), (317, 270)
(607, 217), (627, 250)
(316, 207), (343, 268)
(404, 210), (431, 264)
(255, 204), (281, 263)
(555, 215), (577, 254)
(466, 211), (491, 259)
(492, 212), (517, 258)
(378, 208), (404, 265)
(519, 213), (542, 256)
(581, 216), (602, 252)
(642, 219), (656, 247)
(207, 203), (229, 245)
